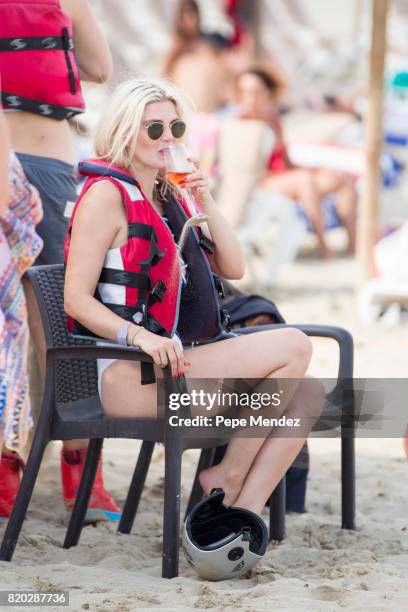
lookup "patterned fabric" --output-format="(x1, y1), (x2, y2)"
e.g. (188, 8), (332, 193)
(0, 152), (43, 451)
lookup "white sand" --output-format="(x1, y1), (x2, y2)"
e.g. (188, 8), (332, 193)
(1, 255), (408, 611)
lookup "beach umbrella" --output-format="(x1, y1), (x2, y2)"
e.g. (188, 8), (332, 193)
(357, 0), (390, 281)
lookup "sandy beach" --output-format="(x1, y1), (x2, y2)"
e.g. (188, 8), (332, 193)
(2, 0), (408, 607)
(1, 254), (407, 612)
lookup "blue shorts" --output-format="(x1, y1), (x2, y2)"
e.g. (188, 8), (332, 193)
(16, 153), (77, 265)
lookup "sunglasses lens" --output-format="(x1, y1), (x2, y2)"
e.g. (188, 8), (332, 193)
(147, 122), (164, 140)
(171, 121), (186, 139)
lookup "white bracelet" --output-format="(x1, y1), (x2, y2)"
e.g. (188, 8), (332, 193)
(116, 322), (131, 346)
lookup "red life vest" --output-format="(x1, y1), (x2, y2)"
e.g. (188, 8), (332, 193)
(0, 0), (85, 120)
(64, 159), (230, 350)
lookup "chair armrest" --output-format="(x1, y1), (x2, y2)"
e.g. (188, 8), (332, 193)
(46, 344), (187, 396)
(230, 323), (354, 427)
(46, 343), (154, 364)
(230, 323), (354, 380)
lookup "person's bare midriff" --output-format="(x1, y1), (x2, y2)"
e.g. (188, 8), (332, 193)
(5, 111), (75, 164)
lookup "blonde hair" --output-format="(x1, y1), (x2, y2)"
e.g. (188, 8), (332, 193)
(94, 77), (192, 172)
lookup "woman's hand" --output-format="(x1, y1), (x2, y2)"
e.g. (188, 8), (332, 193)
(131, 327), (190, 378)
(177, 157), (245, 280)
(181, 158), (214, 209)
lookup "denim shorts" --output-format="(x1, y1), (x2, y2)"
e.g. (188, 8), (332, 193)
(16, 153), (77, 265)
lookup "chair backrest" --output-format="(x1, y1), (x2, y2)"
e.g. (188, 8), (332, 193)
(26, 264), (98, 404)
(216, 118), (275, 228)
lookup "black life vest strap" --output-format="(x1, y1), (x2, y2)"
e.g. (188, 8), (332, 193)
(136, 226), (165, 267)
(221, 308), (232, 331)
(128, 222), (154, 240)
(103, 303), (140, 321)
(137, 226), (165, 321)
(61, 27), (77, 94)
(126, 221), (165, 316)
(137, 263), (149, 321)
(145, 313), (170, 337)
(143, 279), (167, 341)
(214, 276), (226, 300)
(0, 35), (74, 52)
(99, 267), (151, 290)
(140, 362), (156, 386)
(198, 231), (216, 255)
(0, 90), (81, 120)
(149, 280), (167, 304)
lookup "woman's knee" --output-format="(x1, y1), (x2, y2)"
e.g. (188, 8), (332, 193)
(295, 171), (321, 206)
(297, 169), (315, 191)
(292, 328), (313, 363)
(335, 170), (353, 186)
(282, 328), (313, 372)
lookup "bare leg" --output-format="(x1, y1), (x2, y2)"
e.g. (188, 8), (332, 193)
(198, 373), (324, 506)
(101, 328), (312, 418)
(261, 169), (331, 258)
(232, 378), (325, 513)
(332, 176), (357, 254)
(101, 327), (313, 506)
(312, 169), (357, 254)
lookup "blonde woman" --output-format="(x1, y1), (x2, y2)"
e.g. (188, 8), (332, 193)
(64, 78), (323, 516)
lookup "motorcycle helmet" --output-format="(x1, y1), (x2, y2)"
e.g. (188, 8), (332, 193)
(182, 488), (268, 581)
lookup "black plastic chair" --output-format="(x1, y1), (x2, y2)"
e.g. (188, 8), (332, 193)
(185, 321), (356, 539)
(1, 264), (313, 577)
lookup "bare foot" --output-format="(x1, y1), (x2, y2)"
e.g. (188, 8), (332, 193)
(321, 246), (333, 260)
(199, 464), (243, 507)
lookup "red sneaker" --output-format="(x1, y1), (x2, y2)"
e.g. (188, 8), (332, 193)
(61, 448), (121, 523)
(0, 451), (25, 520)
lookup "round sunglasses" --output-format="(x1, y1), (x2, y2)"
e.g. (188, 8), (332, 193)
(146, 119), (186, 141)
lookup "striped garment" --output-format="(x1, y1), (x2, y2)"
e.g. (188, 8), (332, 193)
(0, 152), (43, 452)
